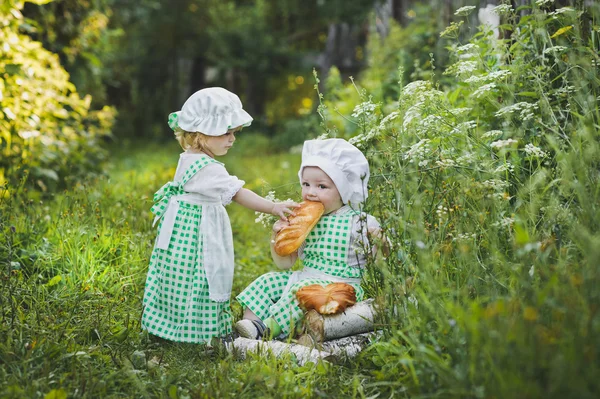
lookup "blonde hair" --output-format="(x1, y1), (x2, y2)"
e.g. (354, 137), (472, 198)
(174, 129), (211, 151)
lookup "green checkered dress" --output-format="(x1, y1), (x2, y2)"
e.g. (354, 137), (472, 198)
(236, 207), (365, 336)
(142, 156), (234, 343)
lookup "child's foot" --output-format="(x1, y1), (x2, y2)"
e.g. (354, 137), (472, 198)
(235, 319), (270, 339)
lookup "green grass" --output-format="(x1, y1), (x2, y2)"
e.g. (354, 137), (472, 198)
(1, 138), (362, 398)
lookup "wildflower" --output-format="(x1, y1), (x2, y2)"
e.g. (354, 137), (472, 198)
(483, 130), (503, 139)
(455, 6), (476, 16)
(523, 143), (548, 158)
(450, 120), (477, 135)
(529, 266), (535, 277)
(494, 163), (515, 173)
(440, 21), (464, 38)
(493, 216), (514, 228)
(550, 7), (576, 16)
(543, 46), (567, 55)
(351, 98), (379, 119)
(403, 139), (431, 163)
(481, 179), (509, 189)
(490, 139), (518, 148)
(495, 102), (539, 121)
(446, 60), (478, 77)
(452, 233), (477, 242)
(535, 0), (554, 6)
(473, 83), (498, 98)
(402, 80), (431, 97)
(493, 4), (513, 14)
(436, 159), (456, 168)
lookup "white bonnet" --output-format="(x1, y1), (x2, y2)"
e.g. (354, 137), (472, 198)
(298, 138), (370, 205)
(168, 87), (253, 136)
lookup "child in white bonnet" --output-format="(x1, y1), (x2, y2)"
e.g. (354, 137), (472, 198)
(236, 138), (382, 339)
(141, 87), (297, 344)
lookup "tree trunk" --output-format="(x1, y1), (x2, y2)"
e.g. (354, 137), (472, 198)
(302, 299), (377, 342)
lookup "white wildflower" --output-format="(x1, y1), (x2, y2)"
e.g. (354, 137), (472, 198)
(536, 0), (554, 6)
(543, 46), (567, 55)
(418, 159), (429, 167)
(455, 6), (476, 16)
(403, 139), (431, 163)
(446, 60), (478, 77)
(490, 139), (518, 149)
(452, 233), (477, 242)
(450, 107), (472, 116)
(436, 159), (456, 168)
(402, 80), (431, 97)
(352, 98), (378, 119)
(529, 265), (535, 277)
(494, 162), (515, 173)
(493, 4), (513, 14)
(473, 83), (498, 98)
(550, 7), (576, 15)
(495, 102), (539, 121)
(523, 143), (548, 158)
(456, 152), (476, 165)
(481, 179), (509, 189)
(483, 130), (503, 139)
(450, 120), (477, 135)
(493, 216), (515, 228)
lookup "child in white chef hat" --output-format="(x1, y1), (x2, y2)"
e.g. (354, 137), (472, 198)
(141, 87), (297, 344)
(235, 138), (382, 339)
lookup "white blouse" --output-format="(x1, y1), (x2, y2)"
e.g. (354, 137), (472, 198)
(174, 152), (245, 205)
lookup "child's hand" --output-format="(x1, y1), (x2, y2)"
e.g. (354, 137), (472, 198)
(272, 219), (289, 235)
(271, 201), (299, 220)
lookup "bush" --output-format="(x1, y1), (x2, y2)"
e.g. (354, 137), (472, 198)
(0, 0), (115, 195)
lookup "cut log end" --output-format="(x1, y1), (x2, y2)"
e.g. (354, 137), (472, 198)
(304, 309), (325, 342)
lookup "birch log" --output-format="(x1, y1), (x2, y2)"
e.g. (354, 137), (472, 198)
(303, 299), (377, 342)
(228, 337), (330, 366)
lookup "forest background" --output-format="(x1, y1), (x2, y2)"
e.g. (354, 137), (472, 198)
(1, 0), (599, 398)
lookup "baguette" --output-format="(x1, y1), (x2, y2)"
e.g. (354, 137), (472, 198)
(296, 283), (357, 315)
(274, 201), (324, 256)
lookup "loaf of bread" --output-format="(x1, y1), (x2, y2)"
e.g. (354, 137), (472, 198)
(296, 283), (357, 315)
(274, 201), (325, 256)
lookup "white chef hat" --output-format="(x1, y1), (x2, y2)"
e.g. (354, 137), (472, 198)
(168, 87), (253, 136)
(298, 138), (370, 205)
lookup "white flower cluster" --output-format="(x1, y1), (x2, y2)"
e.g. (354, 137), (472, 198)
(490, 139), (518, 148)
(403, 139), (431, 164)
(493, 216), (515, 228)
(464, 70), (512, 84)
(535, 0), (554, 6)
(446, 61), (478, 77)
(494, 162), (515, 173)
(450, 120), (477, 135)
(352, 98), (378, 119)
(482, 130), (503, 139)
(523, 143), (549, 158)
(455, 6), (476, 16)
(452, 232), (477, 241)
(449, 107), (472, 116)
(436, 204), (450, 221)
(495, 101), (539, 121)
(456, 152), (476, 165)
(349, 111), (400, 148)
(436, 158), (456, 168)
(493, 4), (513, 14)
(481, 179), (509, 189)
(550, 7), (575, 15)
(543, 46), (567, 55)
(472, 83), (498, 98)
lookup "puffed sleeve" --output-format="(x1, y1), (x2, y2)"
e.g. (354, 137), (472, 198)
(183, 163), (245, 206)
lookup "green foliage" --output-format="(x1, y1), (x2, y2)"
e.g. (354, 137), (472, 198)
(0, 0), (115, 193)
(321, 1), (600, 396)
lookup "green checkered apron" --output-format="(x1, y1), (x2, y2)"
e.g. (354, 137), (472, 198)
(236, 207), (365, 336)
(142, 156), (235, 343)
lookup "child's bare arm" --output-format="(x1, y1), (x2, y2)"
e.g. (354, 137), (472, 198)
(270, 220), (298, 270)
(233, 188), (298, 218)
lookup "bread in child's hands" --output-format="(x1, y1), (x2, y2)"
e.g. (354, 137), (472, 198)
(296, 283), (357, 315)
(274, 201), (325, 256)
